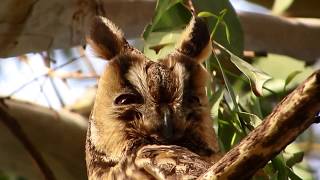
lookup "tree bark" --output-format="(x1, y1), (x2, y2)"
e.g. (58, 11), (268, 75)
(198, 70), (320, 179)
(239, 11), (320, 64)
(0, 102), (56, 180)
(0, 0), (155, 58)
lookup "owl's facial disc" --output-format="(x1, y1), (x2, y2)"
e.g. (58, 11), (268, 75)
(88, 16), (219, 157)
(105, 57), (208, 145)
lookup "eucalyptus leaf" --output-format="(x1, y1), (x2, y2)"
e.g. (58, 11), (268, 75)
(212, 54), (240, 112)
(230, 53), (271, 96)
(238, 111), (262, 128)
(143, 31), (181, 60)
(230, 132), (237, 146)
(224, 23), (231, 44)
(210, 88), (225, 119)
(197, 11), (217, 18)
(287, 167), (303, 180)
(143, 0), (190, 39)
(198, 10), (231, 44)
(286, 152), (304, 168)
(192, 0), (244, 56)
(214, 42), (272, 96)
(284, 70), (302, 91)
(210, 9), (227, 39)
(144, 31), (181, 47)
(143, 1), (191, 60)
(272, 155), (288, 180)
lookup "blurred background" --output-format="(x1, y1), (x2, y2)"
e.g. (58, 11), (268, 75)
(0, 0), (320, 179)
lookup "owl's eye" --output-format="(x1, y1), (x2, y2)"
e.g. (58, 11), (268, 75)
(114, 93), (143, 105)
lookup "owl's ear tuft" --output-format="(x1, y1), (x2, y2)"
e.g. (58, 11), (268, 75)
(176, 16), (212, 63)
(87, 16), (129, 60)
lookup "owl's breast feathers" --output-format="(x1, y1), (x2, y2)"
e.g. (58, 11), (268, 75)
(87, 138), (212, 180)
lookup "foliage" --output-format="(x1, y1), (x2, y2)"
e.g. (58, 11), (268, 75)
(143, 0), (315, 179)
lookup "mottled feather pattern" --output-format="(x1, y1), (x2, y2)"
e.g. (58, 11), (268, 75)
(136, 145), (211, 179)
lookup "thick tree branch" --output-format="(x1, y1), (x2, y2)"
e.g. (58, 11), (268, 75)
(199, 70), (320, 180)
(0, 101), (56, 180)
(1, 0), (320, 63)
(0, 98), (88, 180)
(248, 0), (320, 18)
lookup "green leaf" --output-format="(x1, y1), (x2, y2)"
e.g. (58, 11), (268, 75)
(229, 53), (271, 96)
(214, 42), (272, 96)
(212, 53), (247, 138)
(286, 152), (304, 168)
(193, 0), (244, 56)
(210, 88), (225, 119)
(212, 54), (240, 112)
(287, 167), (303, 180)
(198, 10), (230, 44)
(197, 11), (217, 18)
(210, 9), (227, 38)
(143, 31), (181, 60)
(142, 1), (192, 60)
(224, 23), (231, 44)
(218, 119), (231, 126)
(284, 70), (302, 91)
(272, 155), (288, 180)
(247, 93), (263, 119)
(253, 54), (314, 95)
(238, 111), (262, 128)
(230, 132), (237, 146)
(143, 1), (190, 39)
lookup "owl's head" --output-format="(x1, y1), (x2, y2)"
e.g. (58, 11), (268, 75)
(87, 16), (218, 161)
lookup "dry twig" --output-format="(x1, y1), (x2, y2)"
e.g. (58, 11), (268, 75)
(6, 55), (83, 97)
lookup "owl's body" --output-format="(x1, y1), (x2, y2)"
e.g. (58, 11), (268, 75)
(86, 16), (219, 179)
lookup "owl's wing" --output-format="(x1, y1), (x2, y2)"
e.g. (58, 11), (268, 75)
(135, 145), (211, 180)
(103, 156), (155, 180)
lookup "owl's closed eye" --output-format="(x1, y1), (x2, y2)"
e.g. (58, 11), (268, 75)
(85, 15), (220, 180)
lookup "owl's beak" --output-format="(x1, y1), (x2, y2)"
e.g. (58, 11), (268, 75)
(161, 106), (173, 140)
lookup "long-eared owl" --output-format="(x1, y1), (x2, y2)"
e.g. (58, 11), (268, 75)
(85, 15), (220, 179)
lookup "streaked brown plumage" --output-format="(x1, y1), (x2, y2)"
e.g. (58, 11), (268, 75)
(86, 15), (220, 180)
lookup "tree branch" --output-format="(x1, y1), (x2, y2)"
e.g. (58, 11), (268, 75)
(0, 101), (56, 180)
(199, 70), (320, 180)
(2, 0), (320, 63)
(239, 11), (320, 64)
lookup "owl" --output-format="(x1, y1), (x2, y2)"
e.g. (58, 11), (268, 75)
(85, 15), (220, 179)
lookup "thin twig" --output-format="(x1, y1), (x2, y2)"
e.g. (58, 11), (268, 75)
(0, 102), (56, 180)
(40, 53), (66, 107)
(78, 47), (98, 76)
(6, 55), (84, 97)
(18, 55), (54, 109)
(38, 77), (54, 109)
(49, 71), (99, 79)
